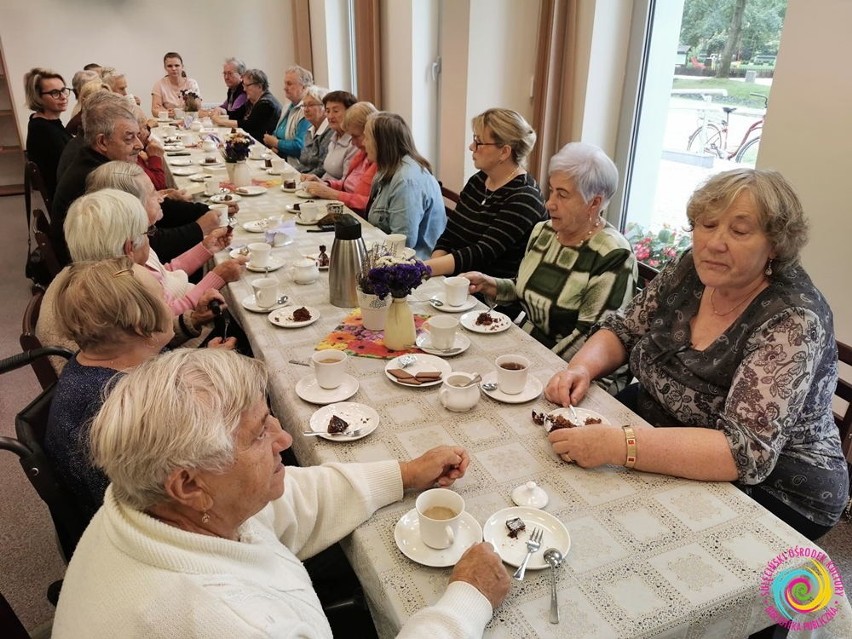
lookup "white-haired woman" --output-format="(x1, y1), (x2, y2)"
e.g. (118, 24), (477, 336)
(52, 349), (508, 637)
(463, 142), (636, 363)
(262, 64), (313, 160)
(289, 85), (332, 176)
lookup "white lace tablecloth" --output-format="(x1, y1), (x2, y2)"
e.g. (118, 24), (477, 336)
(167, 137), (852, 639)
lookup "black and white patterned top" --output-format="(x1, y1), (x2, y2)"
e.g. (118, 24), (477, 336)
(600, 251), (848, 526)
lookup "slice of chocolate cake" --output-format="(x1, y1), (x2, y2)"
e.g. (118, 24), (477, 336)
(327, 414), (349, 434)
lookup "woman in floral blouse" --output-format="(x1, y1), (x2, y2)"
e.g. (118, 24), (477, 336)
(545, 168), (848, 540)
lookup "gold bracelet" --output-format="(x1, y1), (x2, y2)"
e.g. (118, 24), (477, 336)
(623, 425), (637, 469)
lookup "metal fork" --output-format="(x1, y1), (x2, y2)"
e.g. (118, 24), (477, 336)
(512, 527), (543, 580)
(302, 428), (362, 438)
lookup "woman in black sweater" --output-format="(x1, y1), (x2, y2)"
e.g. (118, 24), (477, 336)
(24, 67), (73, 203)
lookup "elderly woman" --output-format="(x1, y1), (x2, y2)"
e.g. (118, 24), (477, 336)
(52, 349), (508, 637)
(427, 108), (546, 277)
(464, 142), (635, 362)
(44, 258), (175, 520)
(364, 112), (446, 258)
(289, 85), (332, 176)
(23, 67), (73, 200)
(151, 52), (201, 117)
(301, 101), (377, 215)
(102, 69), (140, 106)
(262, 65), (313, 160)
(545, 168), (847, 540)
(212, 68), (282, 143)
(316, 89), (358, 180)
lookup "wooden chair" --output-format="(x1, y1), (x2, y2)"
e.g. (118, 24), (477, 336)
(835, 340), (852, 462)
(24, 160), (52, 218)
(20, 290), (61, 391)
(636, 261), (660, 293)
(31, 209), (62, 282)
(439, 182), (460, 214)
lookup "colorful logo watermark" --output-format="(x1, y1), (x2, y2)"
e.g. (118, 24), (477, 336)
(761, 546), (845, 631)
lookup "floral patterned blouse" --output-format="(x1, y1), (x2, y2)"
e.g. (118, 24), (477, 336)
(600, 251), (848, 527)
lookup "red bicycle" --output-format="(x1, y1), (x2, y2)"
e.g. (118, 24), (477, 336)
(687, 93), (767, 165)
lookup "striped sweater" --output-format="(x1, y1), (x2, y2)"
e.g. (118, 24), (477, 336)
(495, 221), (637, 362)
(432, 171), (546, 278)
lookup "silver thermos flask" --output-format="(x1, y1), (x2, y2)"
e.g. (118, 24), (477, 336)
(329, 214), (367, 308)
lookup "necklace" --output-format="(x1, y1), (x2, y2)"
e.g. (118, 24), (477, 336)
(559, 217), (601, 247)
(481, 166), (523, 205)
(708, 279), (766, 316)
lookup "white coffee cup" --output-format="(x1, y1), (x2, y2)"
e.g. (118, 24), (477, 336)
(157, 110), (168, 121)
(385, 233), (406, 256)
(290, 258), (319, 284)
(201, 139), (218, 153)
(424, 315), (459, 350)
(297, 202), (323, 224)
(495, 354), (530, 395)
(251, 277), (279, 309)
(311, 350), (348, 390)
(248, 242), (271, 268)
(444, 276), (470, 307)
(209, 204), (229, 226)
(159, 124), (176, 137)
(416, 488), (465, 549)
(174, 108), (185, 120)
(204, 178), (220, 196)
(270, 158), (288, 174)
(439, 373), (480, 412)
(249, 144), (264, 159)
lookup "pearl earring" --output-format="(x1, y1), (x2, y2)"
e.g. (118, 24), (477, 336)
(201, 511), (210, 524)
(764, 259), (773, 276)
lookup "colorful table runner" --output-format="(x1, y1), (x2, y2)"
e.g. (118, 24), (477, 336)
(315, 310), (427, 359)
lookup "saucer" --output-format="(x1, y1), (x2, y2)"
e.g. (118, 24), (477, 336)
(459, 310), (512, 334)
(394, 509), (483, 568)
(384, 354), (452, 387)
(210, 193), (242, 204)
(480, 372), (542, 403)
(268, 306), (320, 328)
(163, 144), (185, 152)
(235, 185), (267, 196)
(240, 294), (289, 313)
(415, 333), (470, 356)
(482, 507), (570, 569)
(189, 173), (213, 182)
(170, 158), (193, 166)
(295, 189), (313, 198)
(246, 256), (285, 272)
(429, 294), (477, 313)
(295, 374), (359, 405)
(242, 219), (277, 233)
(170, 166), (197, 176)
(308, 402), (378, 440)
(295, 217), (320, 226)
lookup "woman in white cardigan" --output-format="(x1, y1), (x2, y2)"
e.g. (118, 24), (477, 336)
(53, 349), (509, 638)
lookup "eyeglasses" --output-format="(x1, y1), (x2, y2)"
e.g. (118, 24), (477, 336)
(145, 225), (158, 238)
(472, 136), (502, 150)
(41, 87), (71, 99)
(301, 103), (322, 110)
(244, 82), (260, 88)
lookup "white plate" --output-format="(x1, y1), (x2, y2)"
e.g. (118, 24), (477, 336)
(429, 294), (477, 313)
(459, 310), (512, 334)
(482, 506), (571, 570)
(163, 144), (185, 152)
(305, 254), (330, 271)
(246, 256), (285, 272)
(170, 166), (197, 176)
(242, 219), (271, 233)
(235, 185), (267, 196)
(295, 375), (359, 405)
(480, 371), (542, 404)
(395, 509), (483, 568)
(268, 306), (320, 328)
(415, 333), (471, 357)
(546, 407), (610, 430)
(308, 402), (378, 441)
(384, 354), (452, 388)
(210, 193), (242, 204)
(189, 173), (213, 182)
(285, 203), (312, 214)
(199, 161), (224, 169)
(240, 294), (289, 313)
(170, 158), (193, 166)
(295, 189), (313, 198)
(229, 247), (251, 259)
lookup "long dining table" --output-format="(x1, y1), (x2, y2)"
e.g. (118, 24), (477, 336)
(163, 126), (852, 639)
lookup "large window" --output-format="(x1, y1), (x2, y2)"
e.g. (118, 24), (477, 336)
(615, 0), (787, 269)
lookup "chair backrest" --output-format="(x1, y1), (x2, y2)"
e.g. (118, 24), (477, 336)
(31, 209), (62, 281)
(835, 340), (852, 462)
(20, 290), (60, 391)
(636, 261), (660, 293)
(439, 182), (460, 214)
(0, 347), (85, 563)
(24, 160), (52, 217)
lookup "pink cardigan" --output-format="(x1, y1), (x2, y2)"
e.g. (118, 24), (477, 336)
(145, 243), (225, 314)
(327, 150), (376, 215)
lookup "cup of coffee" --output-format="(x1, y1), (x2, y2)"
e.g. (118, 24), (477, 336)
(297, 202), (323, 224)
(415, 488), (465, 549)
(289, 258), (320, 284)
(250, 144), (264, 160)
(157, 110), (168, 121)
(385, 233), (406, 256)
(205, 178), (220, 196)
(251, 277), (279, 309)
(310, 350), (348, 390)
(439, 373), (480, 412)
(159, 124), (176, 137)
(327, 202), (344, 216)
(424, 315), (458, 350)
(495, 354), (530, 395)
(209, 204), (229, 226)
(444, 276), (470, 307)
(248, 242), (272, 268)
(271, 158), (288, 175)
(173, 108), (185, 120)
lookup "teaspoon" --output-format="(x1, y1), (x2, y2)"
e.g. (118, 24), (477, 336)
(543, 548), (564, 624)
(481, 381), (498, 392)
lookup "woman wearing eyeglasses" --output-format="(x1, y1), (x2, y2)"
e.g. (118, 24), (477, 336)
(211, 69), (282, 144)
(24, 67), (73, 201)
(426, 108), (546, 279)
(289, 86), (333, 176)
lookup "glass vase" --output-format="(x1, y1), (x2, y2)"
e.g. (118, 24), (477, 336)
(383, 296), (416, 351)
(357, 288), (390, 331)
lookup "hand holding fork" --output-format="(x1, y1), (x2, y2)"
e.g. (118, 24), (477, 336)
(512, 527), (542, 580)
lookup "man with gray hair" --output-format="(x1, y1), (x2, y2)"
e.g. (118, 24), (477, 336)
(262, 64), (313, 160)
(204, 57), (248, 121)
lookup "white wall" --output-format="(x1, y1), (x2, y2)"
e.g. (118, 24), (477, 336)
(1, 0), (296, 136)
(758, 0), (852, 343)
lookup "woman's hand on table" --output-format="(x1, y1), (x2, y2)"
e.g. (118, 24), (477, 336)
(262, 133), (278, 149)
(191, 290), (227, 326)
(202, 227), (232, 252)
(450, 542), (510, 610)
(211, 114), (229, 127)
(545, 366), (592, 407)
(212, 257), (247, 283)
(460, 271), (497, 299)
(548, 422), (624, 468)
(399, 446), (469, 491)
(302, 181), (336, 200)
(207, 336), (238, 350)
